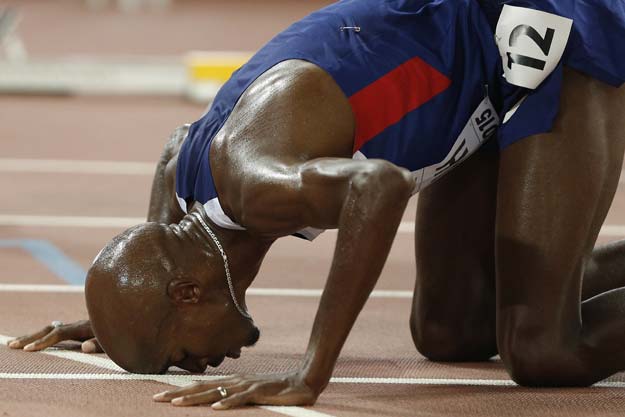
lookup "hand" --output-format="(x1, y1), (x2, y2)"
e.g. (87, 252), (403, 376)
(153, 371), (319, 410)
(7, 319), (102, 353)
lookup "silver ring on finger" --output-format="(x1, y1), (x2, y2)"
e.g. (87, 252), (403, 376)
(51, 321), (64, 328)
(217, 386), (228, 398)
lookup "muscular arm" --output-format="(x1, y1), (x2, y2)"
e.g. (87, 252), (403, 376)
(156, 61), (414, 407)
(155, 158), (414, 408)
(243, 158), (415, 392)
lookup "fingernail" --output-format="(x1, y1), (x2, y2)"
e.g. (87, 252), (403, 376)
(8, 341), (19, 348)
(171, 397), (184, 406)
(152, 393), (165, 401)
(82, 341), (95, 353)
(212, 401), (226, 410)
(23, 343), (35, 351)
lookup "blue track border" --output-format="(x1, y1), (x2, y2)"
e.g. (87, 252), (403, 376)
(0, 239), (86, 285)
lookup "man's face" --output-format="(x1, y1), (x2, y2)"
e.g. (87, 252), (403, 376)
(162, 306), (260, 373)
(86, 222), (260, 374)
(156, 224), (260, 373)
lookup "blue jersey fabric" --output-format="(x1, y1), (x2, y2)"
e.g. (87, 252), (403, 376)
(480, 0), (625, 147)
(176, 0), (625, 238)
(176, 0), (500, 211)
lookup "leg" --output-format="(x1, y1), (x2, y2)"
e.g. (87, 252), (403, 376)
(496, 68), (625, 386)
(147, 124), (188, 224)
(411, 143), (499, 362)
(582, 240), (625, 300)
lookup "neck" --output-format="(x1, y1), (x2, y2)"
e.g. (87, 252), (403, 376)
(178, 208), (274, 295)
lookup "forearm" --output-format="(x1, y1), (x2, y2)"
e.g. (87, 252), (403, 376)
(147, 157), (177, 223)
(300, 166), (413, 391)
(147, 126), (188, 224)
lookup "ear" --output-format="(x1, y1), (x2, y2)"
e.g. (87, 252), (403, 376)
(167, 280), (201, 304)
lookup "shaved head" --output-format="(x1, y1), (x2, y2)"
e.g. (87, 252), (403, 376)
(86, 223), (174, 373)
(85, 217), (260, 374)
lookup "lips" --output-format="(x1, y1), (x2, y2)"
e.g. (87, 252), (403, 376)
(208, 355), (226, 367)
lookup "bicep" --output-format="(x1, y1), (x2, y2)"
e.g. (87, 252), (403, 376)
(240, 158), (412, 232)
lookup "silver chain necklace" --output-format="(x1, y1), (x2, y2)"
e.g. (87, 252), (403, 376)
(192, 211), (251, 319)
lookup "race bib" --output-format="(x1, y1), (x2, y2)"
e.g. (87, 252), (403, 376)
(412, 96), (499, 193)
(495, 5), (573, 90)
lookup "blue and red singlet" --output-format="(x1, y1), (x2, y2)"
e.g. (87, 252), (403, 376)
(176, 0), (625, 240)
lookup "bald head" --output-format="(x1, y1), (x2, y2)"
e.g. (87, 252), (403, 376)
(85, 223), (174, 373)
(85, 218), (261, 374)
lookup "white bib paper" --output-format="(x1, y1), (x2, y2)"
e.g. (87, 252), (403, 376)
(412, 96), (499, 193)
(496, 5), (573, 90)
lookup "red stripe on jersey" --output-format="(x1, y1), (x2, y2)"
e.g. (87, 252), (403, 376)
(349, 56), (451, 152)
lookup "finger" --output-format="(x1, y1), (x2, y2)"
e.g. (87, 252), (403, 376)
(7, 326), (54, 349)
(153, 383), (212, 403)
(172, 385), (247, 407)
(212, 387), (258, 410)
(153, 378), (240, 402)
(23, 330), (63, 351)
(81, 338), (103, 353)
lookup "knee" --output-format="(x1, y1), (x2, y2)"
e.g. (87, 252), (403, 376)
(499, 323), (594, 387)
(501, 343), (562, 387)
(410, 316), (497, 362)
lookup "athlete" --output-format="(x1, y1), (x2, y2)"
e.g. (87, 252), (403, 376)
(8, 0), (625, 410)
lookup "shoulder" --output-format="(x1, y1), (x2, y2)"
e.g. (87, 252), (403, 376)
(241, 60), (347, 109)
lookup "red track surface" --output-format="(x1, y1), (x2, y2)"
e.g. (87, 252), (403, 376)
(1, 2), (625, 416)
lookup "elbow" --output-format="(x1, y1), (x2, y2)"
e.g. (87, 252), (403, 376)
(353, 160), (414, 198)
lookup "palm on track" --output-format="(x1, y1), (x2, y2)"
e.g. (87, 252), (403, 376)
(7, 319), (103, 353)
(153, 371), (318, 409)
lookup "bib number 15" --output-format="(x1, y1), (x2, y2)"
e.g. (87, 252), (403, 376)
(496, 5), (573, 90)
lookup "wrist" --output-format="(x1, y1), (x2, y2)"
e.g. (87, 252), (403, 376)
(300, 363), (331, 395)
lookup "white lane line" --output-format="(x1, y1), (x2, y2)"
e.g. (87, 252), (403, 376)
(395, 222), (625, 236)
(332, 377), (625, 388)
(44, 350), (126, 372)
(248, 288), (412, 299)
(0, 158), (155, 175)
(3, 333), (625, 416)
(0, 214), (144, 228)
(1, 214), (625, 238)
(3, 158), (625, 186)
(598, 225), (625, 237)
(1, 372), (625, 389)
(0, 333), (124, 372)
(0, 284), (413, 298)
(0, 334), (334, 417)
(261, 407), (336, 417)
(0, 284), (85, 293)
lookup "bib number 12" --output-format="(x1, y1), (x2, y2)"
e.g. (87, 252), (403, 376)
(496, 5), (573, 90)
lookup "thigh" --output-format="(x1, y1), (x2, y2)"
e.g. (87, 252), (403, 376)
(411, 142), (499, 361)
(496, 68), (625, 363)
